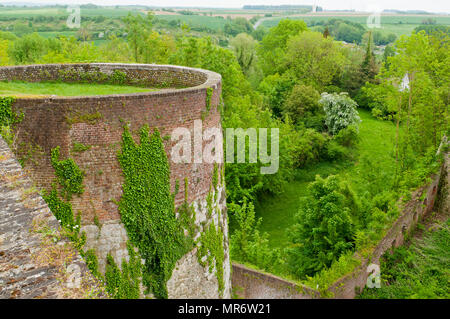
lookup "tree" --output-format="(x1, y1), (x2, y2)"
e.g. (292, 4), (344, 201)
(252, 25), (267, 41)
(230, 33), (257, 76)
(284, 31), (348, 90)
(360, 31), (379, 83)
(333, 22), (364, 44)
(0, 39), (10, 66)
(258, 19), (308, 76)
(283, 83), (321, 125)
(230, 200), (281, 272)
(123, 12), (154, 62)
(320, 92), (361, 135)
(287, 175), (356, 278)
(9, 33), (48, 64)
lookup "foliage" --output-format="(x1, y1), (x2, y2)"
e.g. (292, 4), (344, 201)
(85, 249), (102, 279)
(105, 243), (142, 299)
(8, 33), (48, 64)
(284, 31), (349, 90)
(360, 31), (379, 83)
(117, 124), (192, 299)
(0, 39), (10, 65)
(123, 12), (154, 63)
(0, 96), (19, 127)
(43, 185), (75, 228)
(224, 18), (253, 37)
(282, 83), (322, 126)
(359, 220), (450, 299)
(287, 175), (357, 278)
(230, 200), (282, 273)
(71, 142), (92, 154)
(50, 146), (85, 200)
(197, 222), (225, 297)
(320, 92), (361, 135)
(257, 19), (308, 76)
(230, 33), (257, 76)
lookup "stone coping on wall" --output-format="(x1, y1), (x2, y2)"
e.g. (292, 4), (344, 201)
(0, 63), (222, 102)
(0, 137), (105, 299)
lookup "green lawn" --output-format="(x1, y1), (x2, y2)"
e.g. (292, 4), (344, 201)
(255, 110), (398, 250)
(0, 81), (155, 97)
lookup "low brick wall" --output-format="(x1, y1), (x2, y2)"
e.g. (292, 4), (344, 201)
(329, 155), (447, 298)
(0, 63), (208, 88)
(232, 263), (319, 299)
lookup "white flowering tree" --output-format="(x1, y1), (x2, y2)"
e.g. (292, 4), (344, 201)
(320, 92), (361, 135)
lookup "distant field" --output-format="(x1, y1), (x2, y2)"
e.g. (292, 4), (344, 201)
(0, 7), (142, 18)
(261, 14), (450, 37)
(37, 31), (78, 38)
(0, 81), (155, 97)
(155, 14), (229, 31)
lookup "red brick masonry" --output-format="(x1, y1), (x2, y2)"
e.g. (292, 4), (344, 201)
(2, 63), (223, 225)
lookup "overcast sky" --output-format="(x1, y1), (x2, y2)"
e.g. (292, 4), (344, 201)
(4, 1), (450, 14)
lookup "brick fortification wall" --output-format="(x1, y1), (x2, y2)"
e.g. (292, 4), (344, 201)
(1, 63), (230, 298)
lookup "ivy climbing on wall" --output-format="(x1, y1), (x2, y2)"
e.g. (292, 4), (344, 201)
(50, 146), (85, 200)
(117, 124), (193, 299)
(0, 96), (19, 126)
(104, 243), (142, 299)
(197, 222), (225, 297)
(206, 87), (214, 112)
(196, 163), (225, 297)
(43, 146), (86, 241)
(0, 96), (23, 146)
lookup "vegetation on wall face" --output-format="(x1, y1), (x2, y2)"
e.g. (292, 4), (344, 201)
(42, 147), (88, 267)
(50, 146), (85, 200)
(117, 124), (192, 299)
(197, 222), (225, 297)
(105, 243), (142, 299)
(0, 96), (20, 127)
(206, 87), (213, 111)
(43, 185), (76, 228)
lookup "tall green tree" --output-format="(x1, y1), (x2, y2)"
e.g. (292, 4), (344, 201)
(287, 175), (357, 278)
(123, 12), (154, 63)
(257, 19), (308, 76)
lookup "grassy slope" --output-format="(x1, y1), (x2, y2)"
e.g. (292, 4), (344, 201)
(359, 218), (450, 299)
(0, 81), (155, 97)
(255, 109), (397, 249)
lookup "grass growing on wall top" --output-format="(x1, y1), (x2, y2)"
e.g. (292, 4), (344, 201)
(359, 219), (450, 299)
(0, 80), (156, 97)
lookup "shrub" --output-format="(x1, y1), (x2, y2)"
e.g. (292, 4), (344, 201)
(230, 200), (283, 273)
(282, 83), (321, 125)
(320, 92), (361, 135)
(325, 140), (348, 161)
(334, 125), (359, 148)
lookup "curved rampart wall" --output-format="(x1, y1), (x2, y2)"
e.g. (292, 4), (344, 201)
(1, 63), (230, 298)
